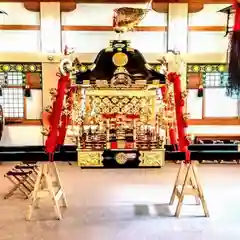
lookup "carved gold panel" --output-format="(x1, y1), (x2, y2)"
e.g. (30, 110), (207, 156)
(139, 150), (165, 167)
(89, 95), (153, 116)
(77, 151), (103, 167)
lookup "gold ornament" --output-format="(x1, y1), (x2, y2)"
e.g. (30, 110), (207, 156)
(116, 152), (127, 164)
(112, 52), (128, 67)
(113, 7), (149, 33)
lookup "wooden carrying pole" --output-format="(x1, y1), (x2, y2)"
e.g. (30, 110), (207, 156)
(26, 162), (67, 220)
(169, 161), (209, 217)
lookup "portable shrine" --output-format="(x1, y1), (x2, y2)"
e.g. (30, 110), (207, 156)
(68, 39), (167, 168)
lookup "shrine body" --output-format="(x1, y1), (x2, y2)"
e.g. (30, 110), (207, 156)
(67, 40), (166, 168)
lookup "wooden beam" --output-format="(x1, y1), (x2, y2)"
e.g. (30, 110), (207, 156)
(0, 25), (40, 30)
(152, 2), (204, 13)
(61, 25), (167, 31)
(2, 0), (233, 3)
(195, 134), (240, 140)
(60, 2), (77, 12)
(189, 26), (226, 31)
(5, 119), (41, 125)
(24, 2), (40, 12)
(74, 0), (231, 3)
(188, 2), (204, 13)
(0, 24), (225, 32)
(188, 118), (240, 125)
(24, 2), (76, 12)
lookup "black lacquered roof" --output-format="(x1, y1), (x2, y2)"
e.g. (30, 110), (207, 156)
(76, 40), (166, 85)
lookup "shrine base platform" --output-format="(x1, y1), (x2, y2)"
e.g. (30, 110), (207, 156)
(77, 148), (165, 168)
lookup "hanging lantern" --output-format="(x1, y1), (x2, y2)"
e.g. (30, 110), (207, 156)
(219, 5), (234, 37)
(0, 72), (8, 96)
(0, 10), (7, 15)
(23, 73), (31, 97)
(219, 3), (240, 99)
(197, 84), (204, 97)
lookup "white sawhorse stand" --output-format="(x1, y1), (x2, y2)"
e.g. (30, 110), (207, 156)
(26, 162), (67, 220)
(170, 161), (209, 217)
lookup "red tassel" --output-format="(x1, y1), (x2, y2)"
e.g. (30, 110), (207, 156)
(64, 45), (68, 55)
(169, 127), (178, 150)
(184, 150), (191, 164)
(227, 1), (240, 97)
(169, 127), (177, 145)
(197, 85), (204, 97)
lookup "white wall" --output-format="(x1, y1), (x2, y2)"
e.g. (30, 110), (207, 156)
(187, 88), (239, 119)
(0, 89), (43, 146)
(0, 3), (40, 52)
(61, 3), (166, 26)
(62, 31), (167, 53)
(187, 125), (240, 135)
(188, 4), (229, 53)
(26, 90), (43, 120)
(188, 4), (229, 26)
(0, 126), (43, 146)
(187, 89), (203, 119)
(204, 89), (238, 117)
(61, 3), (167, 53)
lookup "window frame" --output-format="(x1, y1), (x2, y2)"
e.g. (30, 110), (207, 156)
(187, 63), (240, 121)
(0, 63), (42, 124)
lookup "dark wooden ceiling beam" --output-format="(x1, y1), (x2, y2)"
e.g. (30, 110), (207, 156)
(2, 0), (232, 3)
(24, 2), (76, 12)
(22, 0), (230, 13)
(152, 2), (204, 13)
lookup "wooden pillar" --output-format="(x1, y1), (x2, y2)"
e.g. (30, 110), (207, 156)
(40, 2), (61, 53)
(167, 3), (188, 54)
(40, 3), (62, 144)
(40, 2), (62, 117)
(42, 63), (60, 108)
(167, 4), (188, 108)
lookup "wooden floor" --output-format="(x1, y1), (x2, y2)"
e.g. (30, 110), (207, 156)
(1, 162), (240, 240)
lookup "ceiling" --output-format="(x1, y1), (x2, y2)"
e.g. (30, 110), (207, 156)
(0, 0), (232, 3)
(2, 0), (231, 13)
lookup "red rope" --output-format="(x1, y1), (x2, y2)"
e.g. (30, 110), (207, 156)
(45, 74), (70, 158)
(233, 1), (240, 31)
(168, 72), (190, 163)
(57, 85), (73, 146)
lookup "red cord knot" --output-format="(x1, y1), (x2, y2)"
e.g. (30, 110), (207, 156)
(179, 98), (185, 107)
(168, 72), (179, 83)
(184, 149), (191, 164)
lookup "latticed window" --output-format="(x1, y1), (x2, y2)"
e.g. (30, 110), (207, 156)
(0, 63), (42, 121)
(202, 72), (228, 88)
(0, 88), (24, 118)
(187, 64), (228, 88)
(187, 64), (239, 118)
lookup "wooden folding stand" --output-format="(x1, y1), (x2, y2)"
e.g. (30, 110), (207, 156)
(169, 161), (209, 217)
(4, 170), (33, 199)
(4, 162), (38, 199)
(26, 161), (68, 221)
